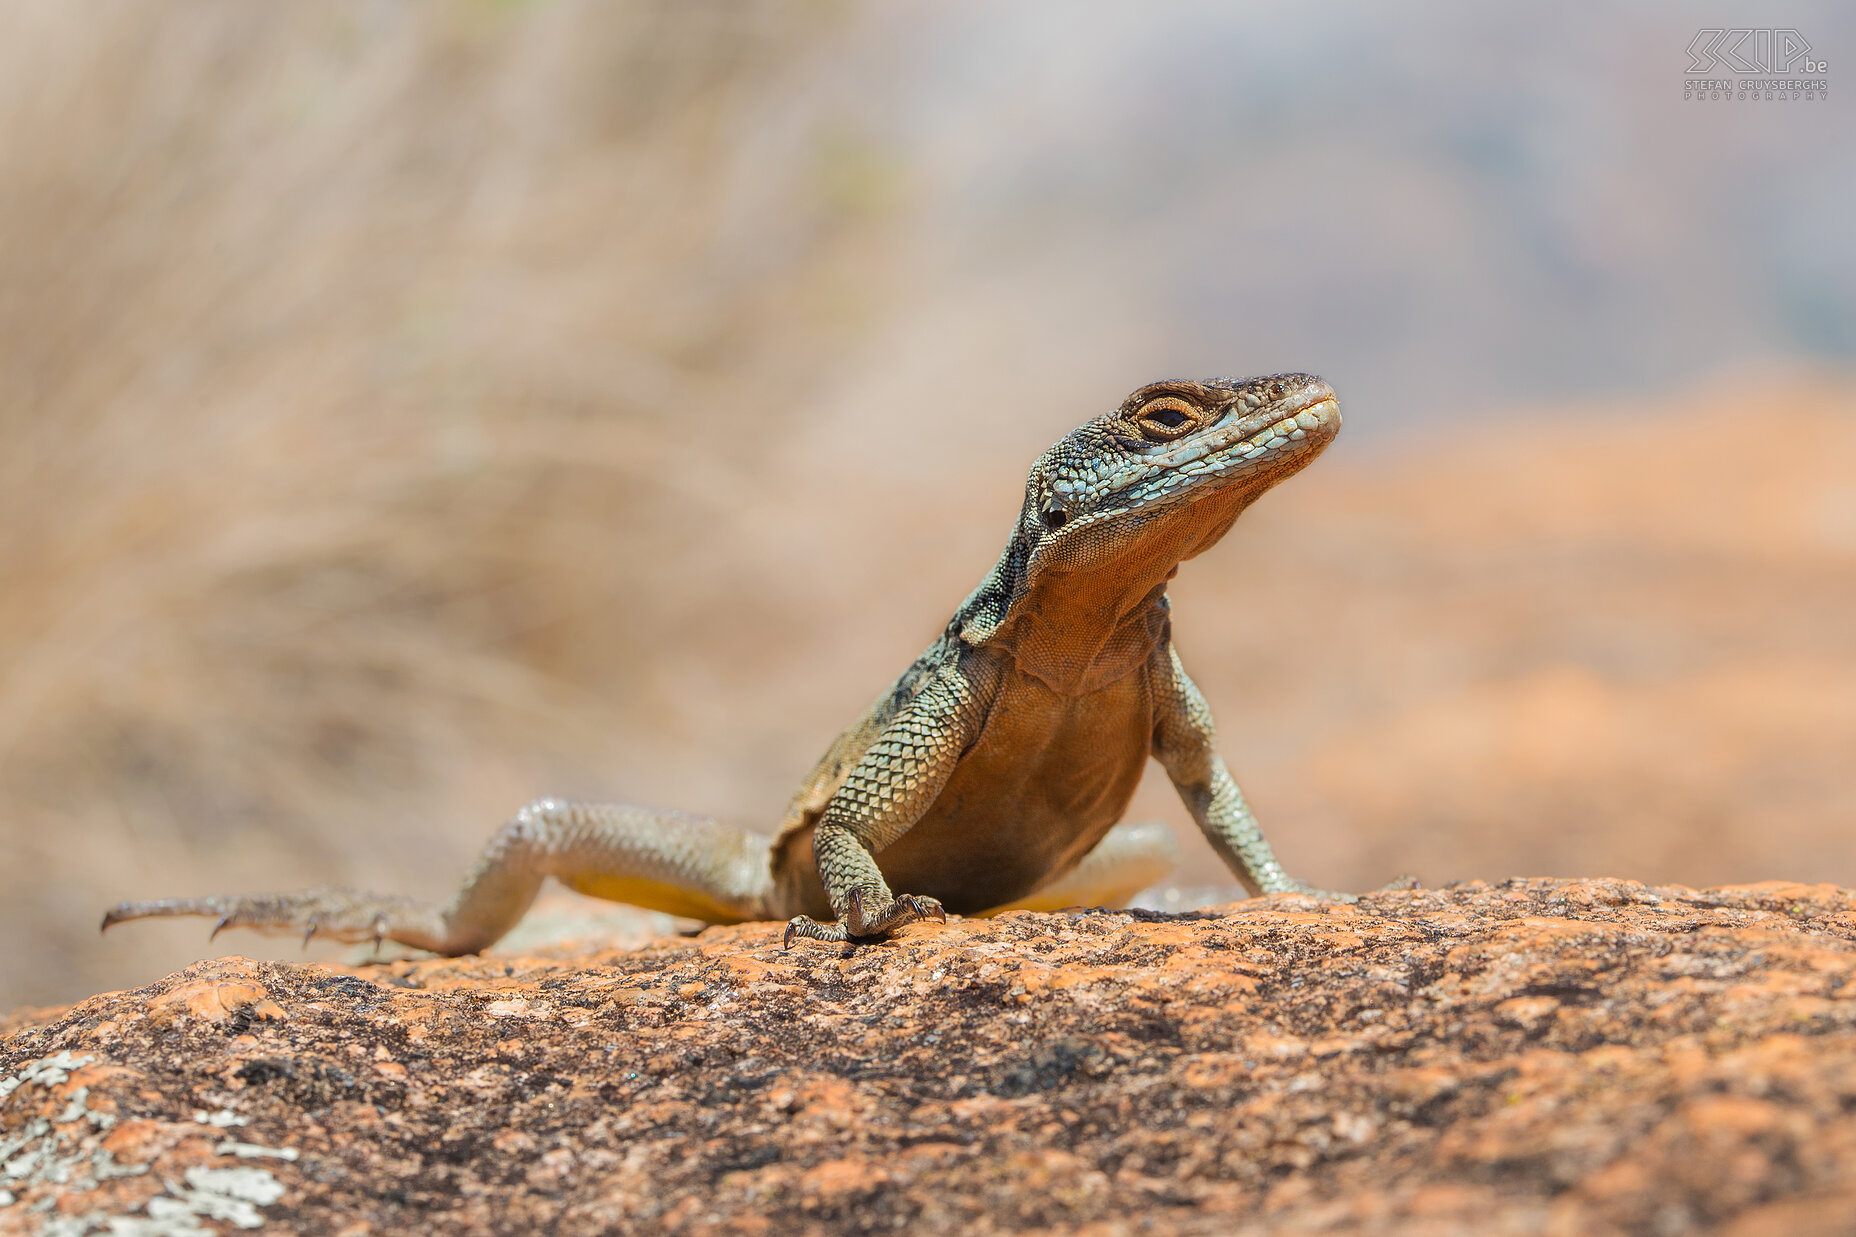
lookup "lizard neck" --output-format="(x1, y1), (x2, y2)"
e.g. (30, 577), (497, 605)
(952, 488), (1250, 695)
(1006, 573), (1173, 695)
(955, 538), (1178, 697)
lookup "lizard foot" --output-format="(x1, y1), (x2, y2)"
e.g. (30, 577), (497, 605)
(783, 887), (946, 948)
(101, 888), (437, 953)
(1275, 880), (1359, 903)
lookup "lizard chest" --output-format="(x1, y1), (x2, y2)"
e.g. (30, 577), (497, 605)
(866, 665), (1156, 912)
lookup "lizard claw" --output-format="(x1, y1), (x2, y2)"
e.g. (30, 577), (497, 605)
(783, 916), (848, 949)
(898, 894), (947, 925)
(782, 889), (947, 948)
(843, 887), (946, 937)
(1277, 880), (1358, 903)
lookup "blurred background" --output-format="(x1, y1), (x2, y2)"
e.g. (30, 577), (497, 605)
(2, 1), (1853, 1011)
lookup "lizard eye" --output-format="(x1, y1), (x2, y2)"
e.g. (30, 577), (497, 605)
(1135, 398), (1196, 440)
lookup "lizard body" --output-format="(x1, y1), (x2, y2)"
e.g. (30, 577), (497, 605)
(104, 372), (1348, 950)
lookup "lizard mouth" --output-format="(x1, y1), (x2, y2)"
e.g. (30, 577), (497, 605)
(1105, 385), (1340, 515)
(1173, 383), (1339, 467)
(1029, 376), (1342, 552)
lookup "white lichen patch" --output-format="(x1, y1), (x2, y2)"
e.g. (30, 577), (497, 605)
(213, 1140), (297, 1161)
(190, 1110), (246, 1128)
(0, 1052), (96, 1101)
(142, 1166), (288, 1231)
(0, 1052), (299, 1234)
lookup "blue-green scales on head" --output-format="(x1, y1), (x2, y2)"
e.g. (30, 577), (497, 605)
(956, 373), (1340, 649)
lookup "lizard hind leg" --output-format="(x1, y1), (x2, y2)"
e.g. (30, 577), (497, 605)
(101, 800), (778, 957)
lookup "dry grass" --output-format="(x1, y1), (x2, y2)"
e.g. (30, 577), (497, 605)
(0, 1), (885, 1004)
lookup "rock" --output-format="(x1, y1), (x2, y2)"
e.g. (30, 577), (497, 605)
(6, 877), (1856, 1234)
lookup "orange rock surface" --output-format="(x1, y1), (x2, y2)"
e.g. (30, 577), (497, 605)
(7, 878), (1856, 1235)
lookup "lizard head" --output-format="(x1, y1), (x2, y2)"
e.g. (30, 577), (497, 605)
(952, 372), (1339, 652)
(1019, 372), (1340, 580)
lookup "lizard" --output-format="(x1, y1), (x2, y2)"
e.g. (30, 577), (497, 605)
(102, 372), (1351, 951)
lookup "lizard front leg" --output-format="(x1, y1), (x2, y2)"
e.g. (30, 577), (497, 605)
(784, 660), (991, 947)
(1150, 641), (1352, 900)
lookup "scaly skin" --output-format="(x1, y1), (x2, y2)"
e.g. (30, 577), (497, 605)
(103, 373), (1351, 952)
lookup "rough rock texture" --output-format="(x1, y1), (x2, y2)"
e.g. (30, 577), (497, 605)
(7, 879), (1856, 1236)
